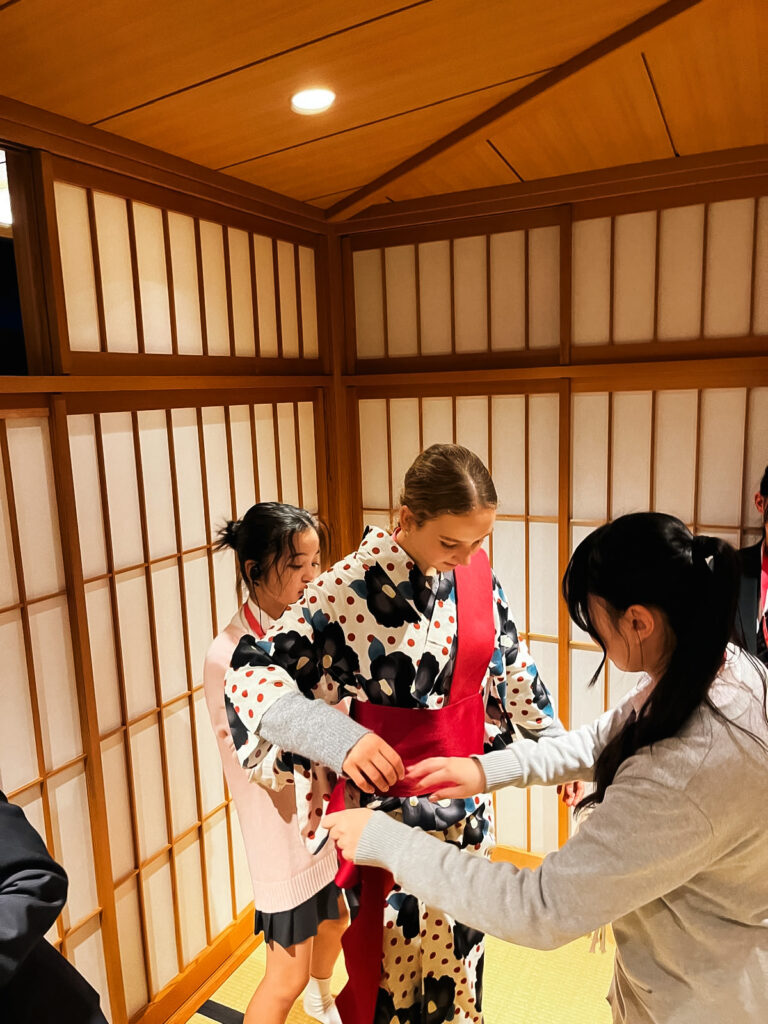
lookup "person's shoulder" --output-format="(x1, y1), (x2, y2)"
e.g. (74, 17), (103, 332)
(204, 621), (244, 678)
(737, 538), (762, 565)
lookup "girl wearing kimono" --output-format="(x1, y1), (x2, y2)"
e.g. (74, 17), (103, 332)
(203, 503), (347, 1024)
(224, 446), (567, 1024)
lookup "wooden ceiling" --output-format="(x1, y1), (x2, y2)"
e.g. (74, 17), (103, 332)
(1, 0), (765, 219)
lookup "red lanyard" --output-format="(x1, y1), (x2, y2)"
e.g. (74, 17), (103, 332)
(243, 602), (265, 639)
(761, 546), (768, 647)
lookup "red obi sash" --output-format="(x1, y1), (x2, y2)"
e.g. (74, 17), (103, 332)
(331, 549), (495, 1024)
(243, 602), (265, 639)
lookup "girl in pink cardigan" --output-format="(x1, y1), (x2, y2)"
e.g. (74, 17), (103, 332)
(203, 503), (347, 1024)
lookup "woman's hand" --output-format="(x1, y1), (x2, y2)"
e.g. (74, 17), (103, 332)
(404, 756), (486, 800)
(322, 809), (374, 860)
(558, 781), (586, 806)
(342, 734), (405, 794)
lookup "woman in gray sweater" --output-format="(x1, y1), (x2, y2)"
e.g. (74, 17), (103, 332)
(324, 512), (768, 1024)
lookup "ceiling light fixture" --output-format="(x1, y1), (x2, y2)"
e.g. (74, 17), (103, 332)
(290, 88), (335, 115)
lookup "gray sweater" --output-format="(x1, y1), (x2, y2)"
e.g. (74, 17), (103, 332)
(356, 650), (768, 1023)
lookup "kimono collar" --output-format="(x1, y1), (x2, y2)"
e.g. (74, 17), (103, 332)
(357, 525), (429, 591)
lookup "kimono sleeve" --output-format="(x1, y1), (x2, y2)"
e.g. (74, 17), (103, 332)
(224, 574), (364, 778)
(484, 574), (562, 751)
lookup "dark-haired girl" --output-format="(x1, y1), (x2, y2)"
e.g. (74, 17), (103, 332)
(203, 503), (347, 1024)
(224, 445), (569, 1024)
(324, 512), (768, 1024)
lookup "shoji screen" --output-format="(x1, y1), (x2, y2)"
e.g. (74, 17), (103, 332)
(572, 195), (768, 349)
(358, 390), (562, 855)
(351, 213), (562, 363)
(67, 396), (320, 1018)
(569, 385), (768, 735)
(0, 412), (113, 1016)
(51, 165), (321, 369)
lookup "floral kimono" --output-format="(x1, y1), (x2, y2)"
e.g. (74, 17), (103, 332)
(225, 527), (561, 1024)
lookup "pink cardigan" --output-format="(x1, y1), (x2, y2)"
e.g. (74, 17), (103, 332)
(203, 604), (338, 913)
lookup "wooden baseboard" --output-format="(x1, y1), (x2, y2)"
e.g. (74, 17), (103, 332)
(491, 845), (545, 870)
(134, 910), (261, 1024)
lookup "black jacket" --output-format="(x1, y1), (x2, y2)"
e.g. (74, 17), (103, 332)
(737, 540), (763, 655)
(0, 792), (107, 1023)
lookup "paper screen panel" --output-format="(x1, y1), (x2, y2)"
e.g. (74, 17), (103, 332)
(298, 402), (318, 513)
(142, 855), (179, 991)
(418, 241), (452, 356)
(228, 228), (256, 358)
(193, 688), (225, 813)
(703, 199), (755, 338)
(92, 191), (138, 353)
(657, 204), (705, 340)
(611, 392), (652, 516)
(183, 552), (213, 688)
(150, 561), (187, 702)
(132, 201), (173, 355)
(572, 218), (610, 345)
(85, 580), (124, 732)
(277, 240), (300, 358)
(389, 399), (420, 502)
(54, 181), (101, 352)
(494, 786), (528, 848)
(455, 396), (489, 467)
(201, 407), (233, 530)
(174, 832), (208, 965)
(276, 403), (300, 506)
(0, 461), (18, 607)
(163, 702), (199, 837)
(697, 388), (746, 526)
(528, 225), (559, 349)
(490, 231), (525, 351)
(228, 405), (257, 514)
(253, 234), (279, 358)
(570, 648), (605, 729)
(420, 396), (453, 449)
(490, 521), (526, 629)
(29, 596), (82, 769)
(571, 394), (609, 521)
(100, 732), (135, 880)
(99, 412), (144, 570)
(385, 245), (418, 357)
(69, 918), (111, 1022)
(171, 408), (207, 549)
(115, 878), (149, 1015)
(491, 395), (525, 515)
(115, 570), (156, 719)
(528, 523), (558, 637)
(529, 785), (559, 854)
(138, 410), (176, 559)
(299, 246), (319, 359)
(167, 211), (203, 355)
(5, 418), (66, 599)
(354, 249), (385, 359)
(613, 211), (656, 343)
(48, 765), (99, 926)
(129, 716), (168, 862)
(68, 414), (108, 579)
(453, 236), (487, 353)
(653, 389), (698, 523)
(253, 404), (279, 500)
(528, 394), (559, 517)
(359, 399), (390, 509)
(199, 220), (230, 357)
(0, 611), (38, 792)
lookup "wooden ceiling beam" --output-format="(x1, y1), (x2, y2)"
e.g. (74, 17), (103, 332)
(325, 0), (707, 221)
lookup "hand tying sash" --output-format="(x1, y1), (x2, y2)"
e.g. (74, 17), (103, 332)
(329, 550), (496, 1024)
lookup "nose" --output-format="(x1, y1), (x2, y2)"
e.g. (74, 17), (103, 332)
(456, 549), (473, 566)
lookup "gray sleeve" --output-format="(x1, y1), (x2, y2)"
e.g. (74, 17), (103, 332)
(478, 694), (639, 790)
(260, 691), (370, 775)
(355, 770), (714, 950)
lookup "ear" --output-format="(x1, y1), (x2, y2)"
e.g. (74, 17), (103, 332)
(755, 492), (766, 516)
(624, 604), (656, 642)
(243, 558), (258, 587)
(399, 505), (415, 532)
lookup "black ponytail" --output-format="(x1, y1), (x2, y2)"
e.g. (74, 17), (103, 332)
(563, 512), (766, 810)
(214, 502), (328, 590)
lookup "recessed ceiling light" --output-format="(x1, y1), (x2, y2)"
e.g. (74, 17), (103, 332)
(291, 88), (335, 115)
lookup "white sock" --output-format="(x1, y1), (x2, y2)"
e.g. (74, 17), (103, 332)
(303, 976), (341, 1024)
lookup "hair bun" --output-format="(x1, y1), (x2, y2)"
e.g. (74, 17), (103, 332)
(692, 532), (719, 570)
(217, 519), (241, 550)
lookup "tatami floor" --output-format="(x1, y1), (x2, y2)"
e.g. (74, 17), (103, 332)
(187, 932), (615, 1024)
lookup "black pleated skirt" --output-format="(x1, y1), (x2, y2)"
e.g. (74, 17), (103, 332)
(254, 879), (343, 949)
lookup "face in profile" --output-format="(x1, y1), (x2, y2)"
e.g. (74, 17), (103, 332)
(264, 527), (322, 607)
(400, 507), (497, 574)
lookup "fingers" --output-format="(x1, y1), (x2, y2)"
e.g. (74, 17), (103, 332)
(345, 764), (375, 794)
(410, 768), (453, 793)
(379, 741), (405, 780)
(372, 750), (399, 788)
(406, 757), (448, 780)
(428, 785), (466, 801)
